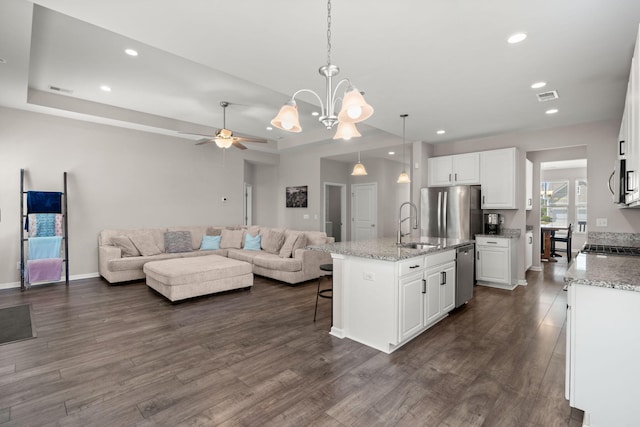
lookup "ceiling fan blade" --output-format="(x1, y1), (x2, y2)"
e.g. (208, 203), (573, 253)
(233, 142), (248, 150)
(235, 137), (268, 144)
(195, 138), (214, 145)
(179, 131), (217, 138)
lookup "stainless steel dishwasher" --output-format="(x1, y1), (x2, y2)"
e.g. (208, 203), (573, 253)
(456, 244), (475, 307)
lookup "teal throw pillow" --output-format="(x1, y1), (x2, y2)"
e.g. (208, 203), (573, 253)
(244, 233), (262, 251)
(200, 235), (221, 250)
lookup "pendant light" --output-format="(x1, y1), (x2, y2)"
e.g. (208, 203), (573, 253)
(397, 114), (411, 184)
(351, 151), (368, 176)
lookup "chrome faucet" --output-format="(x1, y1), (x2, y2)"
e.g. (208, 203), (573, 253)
(397, 201), (419, 245)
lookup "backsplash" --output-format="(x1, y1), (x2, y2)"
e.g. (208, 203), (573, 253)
(587, 232), (640, 246)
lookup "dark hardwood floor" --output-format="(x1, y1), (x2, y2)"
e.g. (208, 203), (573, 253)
(0, 260), (583, 426)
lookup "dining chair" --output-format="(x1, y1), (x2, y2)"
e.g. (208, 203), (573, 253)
(552, 224), (573, 261)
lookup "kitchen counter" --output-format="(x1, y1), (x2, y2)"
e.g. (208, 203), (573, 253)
(307, 236), (473, 261)
(475, 228), (522, 239)
(564, 252), (640, 292)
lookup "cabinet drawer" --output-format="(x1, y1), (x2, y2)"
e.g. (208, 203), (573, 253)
(425, 249), (456, 268)
(476, 237), (509, 248)
(398, 256), (425, 276)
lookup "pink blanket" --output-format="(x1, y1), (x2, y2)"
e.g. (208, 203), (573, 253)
(27, 258), (63, 284)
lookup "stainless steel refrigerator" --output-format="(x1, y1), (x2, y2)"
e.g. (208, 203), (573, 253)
(420, 186), (482, 240)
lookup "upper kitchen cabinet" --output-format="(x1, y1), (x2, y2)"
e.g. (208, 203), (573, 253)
(428, 153), (480, 187)
(480, 148), (518, 209)
(620, 24), (640, 206)
(525, 158), (533, 210)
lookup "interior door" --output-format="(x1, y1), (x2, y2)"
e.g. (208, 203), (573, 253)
(352, 183), (377, 241)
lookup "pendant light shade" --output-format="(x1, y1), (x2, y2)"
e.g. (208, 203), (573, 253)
(215, 138), (234, 149)
(397, 114), (410, 184)
(270, 101), (302, 132)
(333, 121), (362, 140)
(351, 151), (368, 176)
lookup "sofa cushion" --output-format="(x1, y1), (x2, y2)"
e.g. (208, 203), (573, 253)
(200, 235), (221, 250)
(111, 236), (140, 257)
(220, 229), (244, 249)
(279, 231), (302, 258)
(100, 228), (166, 252)
(253, 253), (302, 272)
(244, 233), (262, 251)
(227, 249), (261, 264)
(262, 229), (285, 254)
(305, 231), (328, 246)
(165, 231), (193, 253)
(291, 233), (308, 255)
(130, 232), (163, 256)
(108, 253), (177, 271)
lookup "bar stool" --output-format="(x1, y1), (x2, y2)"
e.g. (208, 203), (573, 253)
(314, 264), (333, 324)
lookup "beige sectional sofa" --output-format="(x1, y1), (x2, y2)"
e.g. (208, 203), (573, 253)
(98, 225), (334, 285)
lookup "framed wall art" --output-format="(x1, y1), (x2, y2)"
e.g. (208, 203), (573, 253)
(286, 185), (308, 208)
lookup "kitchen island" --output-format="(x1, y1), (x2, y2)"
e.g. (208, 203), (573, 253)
(309, 237), (473, 353)
(564, 252), (640, 427)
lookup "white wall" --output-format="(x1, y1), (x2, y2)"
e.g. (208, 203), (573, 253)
(0, 106), (278, 286)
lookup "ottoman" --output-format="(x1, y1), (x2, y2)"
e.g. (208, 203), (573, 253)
(143, 255), (253, 302)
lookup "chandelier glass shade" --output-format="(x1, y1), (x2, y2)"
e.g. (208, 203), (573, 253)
(351, 151), (368, 176)
(270, 0), (373, 140)
(333, 121), (361, 140)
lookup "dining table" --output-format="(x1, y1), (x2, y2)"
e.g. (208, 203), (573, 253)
(540, 225), (569, 262)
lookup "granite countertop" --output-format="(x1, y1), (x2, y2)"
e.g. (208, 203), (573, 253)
(307, 236), (474, 261)
(476, 228), (522, 239)
(564, 252), (640, 292)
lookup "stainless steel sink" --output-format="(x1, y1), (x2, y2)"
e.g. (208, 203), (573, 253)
(399, 242), (439, 250)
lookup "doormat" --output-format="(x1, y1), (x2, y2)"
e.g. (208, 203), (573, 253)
(0, 304), (37, 345)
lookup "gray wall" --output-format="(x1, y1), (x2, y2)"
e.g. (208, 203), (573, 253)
(0, 106), (278, 287)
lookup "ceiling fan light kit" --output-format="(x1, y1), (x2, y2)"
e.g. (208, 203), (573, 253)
(271, 0), (373, 140)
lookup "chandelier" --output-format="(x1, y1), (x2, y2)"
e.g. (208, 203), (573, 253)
(271, 0), (373, 140)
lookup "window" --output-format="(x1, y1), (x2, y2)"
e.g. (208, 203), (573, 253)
(576, 179), (587, 233)
(540, 181), (569, 226)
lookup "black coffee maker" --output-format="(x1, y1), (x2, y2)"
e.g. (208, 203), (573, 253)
(484, 213), (502, 235)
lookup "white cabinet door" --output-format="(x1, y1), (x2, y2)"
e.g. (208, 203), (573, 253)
(428, 156), (453, 186)
(452, 152), (480, 185)
(525, 159), (533, 210)
(398, 272), (425, 342)
(440, 262), (456, 313)
(525, 231), (533, 271)
(476, 246), (509, 284)
(424, 266), (443, 325)
(480, 148), (517, 209)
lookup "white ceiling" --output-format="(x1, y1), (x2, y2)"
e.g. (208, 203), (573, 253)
(2, 0), (640, 160)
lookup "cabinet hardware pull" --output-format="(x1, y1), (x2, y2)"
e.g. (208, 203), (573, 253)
(409, 265), (420, 269)
(477, 252), (480, 260)
(528, 198), (532, 206)
(487, 241), (497, 244)
(482, 195), (485, 205)
(620, 140), (626, 156)
(422, 279), (426, 294)
(528, 236), (532, 244)
(627, 171), (635, 192)
(454, 173), (458, 181)
(441, 271), (447, 285)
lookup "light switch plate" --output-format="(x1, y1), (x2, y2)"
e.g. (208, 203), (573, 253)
(596, 218), (608, 227)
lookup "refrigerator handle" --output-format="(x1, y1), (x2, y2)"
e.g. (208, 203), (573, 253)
(443, 191), (448, 237)
(437, 191), (442, 237)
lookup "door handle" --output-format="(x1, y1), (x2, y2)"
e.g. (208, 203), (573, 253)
(422, 279), (426, 294)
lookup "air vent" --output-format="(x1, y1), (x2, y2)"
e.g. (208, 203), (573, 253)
(48, 85), (73, 94)
(536, 90), (559, 102)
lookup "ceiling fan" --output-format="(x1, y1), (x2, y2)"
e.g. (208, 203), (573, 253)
(185, 101), (268, 150)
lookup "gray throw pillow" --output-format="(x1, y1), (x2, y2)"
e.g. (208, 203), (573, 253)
(130, 232), (162, 256)
(263, 229), (286, 254)
(220, 229), (244, 249)
(206, 227), (222, 236)
(164, 231), (193, 253)
(111, 235), (141, 257)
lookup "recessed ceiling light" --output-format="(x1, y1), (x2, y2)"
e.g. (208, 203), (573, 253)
(0, 58), (6, 64)
(124, 48), (138, 57)
(388, 151), (395, 155)
(100, 85), (112, 92)
(266, 126), (273, 130)
(531, 81), (546, 89)
(436, 130), (446, 135)
(311, 111), (319, 116)
(545, 108), (559, 115)
(507, 33), (527, 44)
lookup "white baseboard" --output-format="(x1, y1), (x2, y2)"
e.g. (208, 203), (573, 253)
(0, 272), (100, 290)
(518, 279), (528, 286)
(528, 266), (543, 272)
